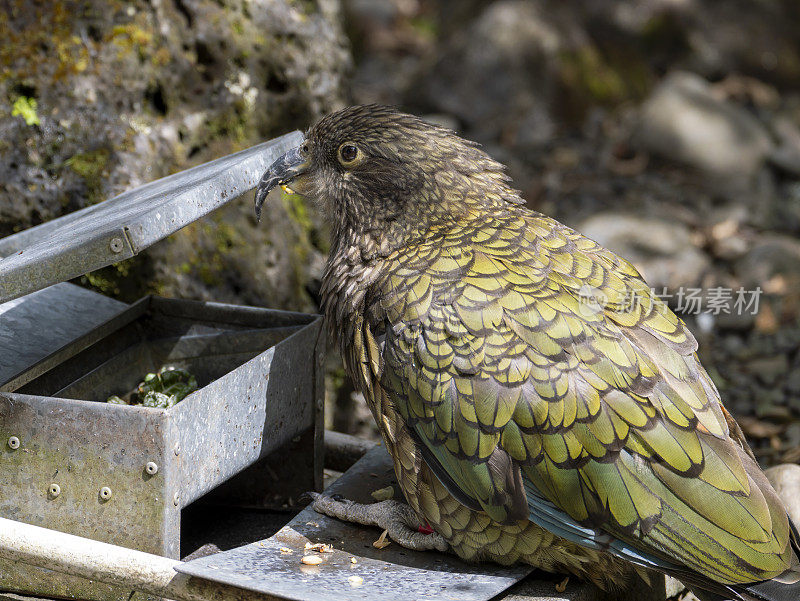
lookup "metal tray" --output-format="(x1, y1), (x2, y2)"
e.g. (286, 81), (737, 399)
(0, 296), (325, 601)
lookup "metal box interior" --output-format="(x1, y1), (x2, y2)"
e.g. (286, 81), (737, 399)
(0, 295), (324, 600)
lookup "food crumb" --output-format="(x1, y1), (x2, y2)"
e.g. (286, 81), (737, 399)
(301, 555), (323, 566)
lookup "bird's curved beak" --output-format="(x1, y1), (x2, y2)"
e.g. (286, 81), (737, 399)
(254, 144), (310, 222)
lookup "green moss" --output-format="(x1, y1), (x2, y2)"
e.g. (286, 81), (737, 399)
(76, 256), (155, 303)
(559, 46), (627, 104)
(281, 191), (312, 232)
(11, 96), (40, 126)
(0, 0), (92, 84)
(205, 101), (252, 151)
(409, 15), (438, 40)
(556, 43), (652, 121)
(108, 22), (155, 61)
(641, 12), (690, 60)
(65, 148), (109, 179)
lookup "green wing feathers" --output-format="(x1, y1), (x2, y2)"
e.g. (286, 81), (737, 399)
(376, 211), (792, 585)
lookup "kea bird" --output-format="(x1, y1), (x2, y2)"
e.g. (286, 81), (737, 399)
(254, 105), (800, 601)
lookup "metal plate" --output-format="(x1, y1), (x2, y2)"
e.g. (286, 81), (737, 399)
(177, 446), (532, 601)
(0, 131), (303, 304)
(0, 283), (128, 390)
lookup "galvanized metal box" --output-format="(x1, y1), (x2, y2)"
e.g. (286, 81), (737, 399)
(0, 295), (324, 600)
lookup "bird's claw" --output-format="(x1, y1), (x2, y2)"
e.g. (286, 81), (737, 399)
(308, 494), (450, 553)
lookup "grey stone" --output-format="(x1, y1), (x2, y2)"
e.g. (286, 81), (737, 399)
(765, 464), (800, 526)
(749, 355), (789, 387)
(636, 71), (773, 182)
(418, 0), (566, 145)
(786, 370), (800, 396)
(735, 234), (800, 290)
(577, 213), (709, 291)
(769, 116), (800, 177)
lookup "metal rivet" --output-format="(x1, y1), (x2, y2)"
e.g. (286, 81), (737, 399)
(7, 436), (19, 450)
(145, 461), (159, 475)
(49, 483), (61, 498)
(174, 443), (180, 456)
(99, 486), (112, 501)
(109, 237), (124, 253)
(173, 493), (180, 506)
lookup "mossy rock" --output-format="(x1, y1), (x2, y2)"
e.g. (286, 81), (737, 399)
(1, 0), (350, 309)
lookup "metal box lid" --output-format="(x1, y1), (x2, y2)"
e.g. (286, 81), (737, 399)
(0, 131), (303, 304)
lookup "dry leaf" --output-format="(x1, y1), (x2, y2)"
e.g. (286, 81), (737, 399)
(373, 529), (391, 549)
(737, 416), (784, 438)
(371, 486), (394, 501)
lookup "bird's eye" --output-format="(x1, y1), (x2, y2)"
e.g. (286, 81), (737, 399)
(301, 144), (309, 154)
(338, 143), (360, 165)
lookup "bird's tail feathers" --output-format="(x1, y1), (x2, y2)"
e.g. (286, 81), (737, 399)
(729, 520), (800, 601)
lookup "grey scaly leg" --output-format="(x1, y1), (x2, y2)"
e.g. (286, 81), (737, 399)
(308, 492), (449, 552)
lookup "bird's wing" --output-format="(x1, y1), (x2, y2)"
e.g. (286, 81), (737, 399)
(376, 212), (791, 585)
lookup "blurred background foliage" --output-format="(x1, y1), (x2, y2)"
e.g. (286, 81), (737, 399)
(2, 0), (800, 465)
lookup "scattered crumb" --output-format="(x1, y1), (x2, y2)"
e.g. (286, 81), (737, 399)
(373, 529), (391, 549)
(306, 521), (319, 527)
(369, 473), (378, 477)
(301, 555), (323, 566)
(279, 547), (293, 554)
(348, 575), (364, 586)
(555, 576), (569, 593)
(350, 557), (358, 564)
(304, 542), (334, 553)
(371, 486), (394, 501)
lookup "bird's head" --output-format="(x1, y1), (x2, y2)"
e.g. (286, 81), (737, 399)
(255, 105), (519, 251)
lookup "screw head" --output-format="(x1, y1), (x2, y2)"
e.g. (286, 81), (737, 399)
(7, 436), (19, 450)
(145, 461), (159, 475)
(109, 237), (124, 253)
(99, 486), (112, 501)
(49, 483), (61, 498)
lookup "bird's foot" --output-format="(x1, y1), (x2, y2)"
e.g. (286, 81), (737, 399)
(307, 492), (449, 552)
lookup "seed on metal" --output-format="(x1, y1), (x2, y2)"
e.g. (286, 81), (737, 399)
(109, 237), (124, 253)
(145, 461), (159, 475)
(49, 484), (61, 498)
(301, 555), (323, 566)
(99, 486), (112, 501)
(7, 436), (19, 450)
(173, 492), (180, 506)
